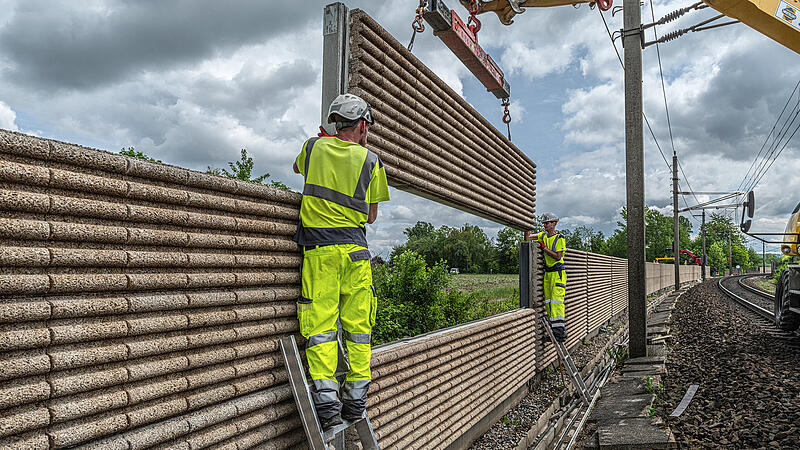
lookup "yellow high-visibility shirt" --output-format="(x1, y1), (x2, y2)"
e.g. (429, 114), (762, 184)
(537, 231), (566, 268)
(294, 136), (389, 247)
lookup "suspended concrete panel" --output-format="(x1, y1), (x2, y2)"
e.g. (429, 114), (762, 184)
(347, 9), (537, 231)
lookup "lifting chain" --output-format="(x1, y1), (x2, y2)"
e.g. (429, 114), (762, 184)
(407, 0), (427, 51)
(467, 0), (482, 36)
(588, 0), (613, 11)
(501, 98), (512, 141)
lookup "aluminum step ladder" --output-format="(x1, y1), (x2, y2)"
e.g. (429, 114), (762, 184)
(541, 317), (590, 406)
(279, 335), (379, 450)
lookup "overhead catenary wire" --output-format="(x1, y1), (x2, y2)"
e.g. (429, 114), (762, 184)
(747, 107), (800, 191)
(737, 80), (800, 192)
(742, 88), (800, 192)
(742, 90), (800, 191)
(599, 8), (672, 173)
(647, 0), (702, 224)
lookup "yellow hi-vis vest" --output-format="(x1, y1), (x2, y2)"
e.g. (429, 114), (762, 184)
(293, 136), (390, 247)
(537, 231), (566, 271)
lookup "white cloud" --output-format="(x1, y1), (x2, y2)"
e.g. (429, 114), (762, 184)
(0, 101), (18, 131)
(1, 0), (799, 257)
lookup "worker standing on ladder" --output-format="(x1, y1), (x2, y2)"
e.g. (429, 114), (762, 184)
(292, 93), (390, 429)
(535, 213), (567, 342)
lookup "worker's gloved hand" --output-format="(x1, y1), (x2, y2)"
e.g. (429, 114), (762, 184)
(537, 240), (546, 249)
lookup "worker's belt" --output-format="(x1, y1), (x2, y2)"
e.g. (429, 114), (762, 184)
(544, 263), (565, 272)
(303, 244), (334, 252)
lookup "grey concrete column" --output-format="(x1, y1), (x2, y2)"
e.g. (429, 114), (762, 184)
(519, 241), (533, 308)
(701, 210), (706, 281)
(623, 0), (647, 358)
(321, 3), (350, 136)
(673, 154), (680, 290)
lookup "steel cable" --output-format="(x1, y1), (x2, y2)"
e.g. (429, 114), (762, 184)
(599, 8), (673, 174)
(737, 80), (800, 192)
(744, 89), (800, 192)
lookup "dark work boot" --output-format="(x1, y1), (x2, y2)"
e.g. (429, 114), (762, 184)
(341, 380), (369, 422)
(320, 413), (343, 431)
(341, 402), (366, 422)
(310, 380), (342, 430)
(553, 328), (567, 343)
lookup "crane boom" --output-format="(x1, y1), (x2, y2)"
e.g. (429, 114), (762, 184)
(703, 0), (800, 53)
(464, 0), (800, 54)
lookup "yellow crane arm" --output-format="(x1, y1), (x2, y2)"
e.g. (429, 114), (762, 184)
(703, 0), (800, 53)
(462, 0), (800, 53)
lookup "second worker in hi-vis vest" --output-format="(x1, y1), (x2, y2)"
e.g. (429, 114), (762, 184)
(536, 213), (567, 342)
(292, 93), (390, 430)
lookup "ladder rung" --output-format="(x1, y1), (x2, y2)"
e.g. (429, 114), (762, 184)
(280, 335), (379, 450)
(542, 318), (590, 405)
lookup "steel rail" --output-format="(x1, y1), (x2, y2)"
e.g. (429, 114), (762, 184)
(736, 275), (774, 300)
(717, 275), (774, 321)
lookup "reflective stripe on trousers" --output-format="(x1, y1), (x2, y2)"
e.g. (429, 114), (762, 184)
(297, 244), (377, 417)
(543, 269), (567, 333)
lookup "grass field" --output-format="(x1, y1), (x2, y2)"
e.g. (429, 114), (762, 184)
(450, 274), (519, 315)
(758, 278), (776, 294)
(450, 273), (518, 291)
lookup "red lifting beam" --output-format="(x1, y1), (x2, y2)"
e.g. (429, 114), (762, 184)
(424, 0), (511, 99)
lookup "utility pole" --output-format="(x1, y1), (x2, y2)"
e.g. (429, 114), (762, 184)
(672, 154), (680, 290)
(728, 234), (732, 275)
(701, 210), (706, 281)
(762, 241), (766, 274)
(623, 0), (646, 358)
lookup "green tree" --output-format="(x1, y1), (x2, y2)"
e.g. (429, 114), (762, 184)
(707, 241), (727, 273)
(207, 148), (289, 190)
(495, 227), (522, 274)
(589, 230), (609, 255)
(747, 247), (761, 271)
(560, 225), (609, 255)
(390, 222), (496, 273)
(689, 213), (749, 270)
(120, 147), (160, 163)
(731, 243), (751, 271)
(441, 225), (495, 273)
(606, 227), (627, 258)
(372, 251), (471, 343)
(603, 207), (691, 261)
(390, 222), (445, 268)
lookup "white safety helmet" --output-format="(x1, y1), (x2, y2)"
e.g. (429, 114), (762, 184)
(542, 212), (559, 223)
(327, 93), (374, 129)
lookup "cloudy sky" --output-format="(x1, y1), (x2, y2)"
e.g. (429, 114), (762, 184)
(1, 0), (799, 258)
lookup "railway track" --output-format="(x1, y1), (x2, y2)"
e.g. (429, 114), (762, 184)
(717, 274), (800, 345)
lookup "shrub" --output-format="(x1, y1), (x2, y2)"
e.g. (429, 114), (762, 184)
(773, 255), (792, 283)
(371, 250), (491, 344)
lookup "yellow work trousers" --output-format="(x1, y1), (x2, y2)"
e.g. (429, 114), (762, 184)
(543, 270), (567, 340)
(297, 244), (376, 419)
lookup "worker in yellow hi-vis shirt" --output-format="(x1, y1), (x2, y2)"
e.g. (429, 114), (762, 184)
(535, 213), (567, 342)
(292, 93), (390, 430)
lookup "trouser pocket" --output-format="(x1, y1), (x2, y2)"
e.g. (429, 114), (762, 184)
(369, 285), (377, 328)
(553, 284), (566, 300)
(297, 296), (313, 337)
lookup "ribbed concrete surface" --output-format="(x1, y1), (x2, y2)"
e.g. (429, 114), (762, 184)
(611, 259), (628, 317)
(0, 129), (304, 449)
(587, 254), (613, 332)
(563, 250), (588, 350)
(370, 309), (536, 449)
(347, 9), (536, 231)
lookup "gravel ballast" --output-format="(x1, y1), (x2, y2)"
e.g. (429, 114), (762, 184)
(653, 280), (800, 448)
